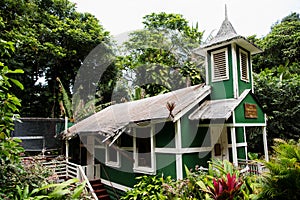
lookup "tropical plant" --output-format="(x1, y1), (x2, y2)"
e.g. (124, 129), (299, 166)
(196, 159), (254, 200)
(255, 139), (300, 200)
(121, 175), (172, 200)
(162, 166), (207, 199)
(199, 173), (243, 200)
(15, 178), (88, 200)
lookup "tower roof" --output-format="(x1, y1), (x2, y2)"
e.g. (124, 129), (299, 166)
(202, 5), (262, 55)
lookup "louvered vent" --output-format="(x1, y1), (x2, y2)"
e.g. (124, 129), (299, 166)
(240, 51), (249, 81)
(212, 50), (228, 81)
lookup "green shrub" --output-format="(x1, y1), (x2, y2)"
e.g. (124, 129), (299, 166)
(121, 175), (172, 200)
(196, 159), (254, 200)
(256, 139), (300, 200)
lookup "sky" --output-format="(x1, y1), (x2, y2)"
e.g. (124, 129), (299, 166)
(70, 0), (300, 39)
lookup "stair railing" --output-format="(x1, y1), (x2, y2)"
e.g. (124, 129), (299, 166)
(43, 160), (98, 200)
(76, 163), (98, 200)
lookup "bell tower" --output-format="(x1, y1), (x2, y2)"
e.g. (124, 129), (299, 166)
(202, 5), (262, 100)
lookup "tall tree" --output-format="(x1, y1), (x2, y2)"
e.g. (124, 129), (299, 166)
(249, 12), (300, 145)
(115, 12), (204, 100)
(252, 12), (300, 72)
(0, 0), (112, 117)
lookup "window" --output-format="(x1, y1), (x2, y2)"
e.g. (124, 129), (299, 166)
(105, 140), (120, 167)
(240, 50), (249, 82)
(211, 48), (229, 82)
(133, 126), (155, 174)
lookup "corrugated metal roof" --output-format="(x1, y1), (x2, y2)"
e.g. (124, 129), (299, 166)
(189, 90), (250, 120)
(64, 84), (211, 139)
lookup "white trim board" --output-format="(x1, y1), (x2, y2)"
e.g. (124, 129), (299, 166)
(228, 142), (247, 148)
(101, 179), (131, 192)
(198, 123), (266, 127)
(155, 147), (212, 154)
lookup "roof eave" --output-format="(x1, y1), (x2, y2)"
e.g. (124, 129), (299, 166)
(202, 36), (262, 55)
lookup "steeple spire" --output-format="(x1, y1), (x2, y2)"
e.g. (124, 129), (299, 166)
(225, 4), (228, 21)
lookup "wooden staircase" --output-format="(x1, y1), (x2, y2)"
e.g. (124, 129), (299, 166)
(90, 179), (110, 200)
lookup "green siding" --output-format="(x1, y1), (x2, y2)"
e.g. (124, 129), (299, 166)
(227, 127), (245, 144)
(181, 110), (200, 148)
(236, 127), (245, 143)
(234, 93), (265, 123)
(196, 127), (211, 147)
(237, 147), (246, 159)
(100, 152), (136, 188)
(104, 185), (126, 200)
(182, 152), (211, 177)
(236, 46), (252, 95)
(208, 45), (234, 100)
(182, 119), (211, 148)
(155, 122), (175, 148)
(156, 153), (176, 179)
(181, 109), (212, 148)
(101, 165), (137, 188)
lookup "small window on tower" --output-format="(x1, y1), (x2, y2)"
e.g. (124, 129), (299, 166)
(211, 48), (229, 82)
(240, 50), (249, 82)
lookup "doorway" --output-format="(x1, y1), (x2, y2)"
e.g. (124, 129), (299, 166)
(211, 126), (229, 161)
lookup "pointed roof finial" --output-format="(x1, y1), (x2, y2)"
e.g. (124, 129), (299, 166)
(225, 4), (228, 21)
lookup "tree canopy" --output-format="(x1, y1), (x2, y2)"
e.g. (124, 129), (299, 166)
(0, 0), (111, 117)
(252, 12), (300, 72)
(251, 12), (300, 144)
(115, 12), (204, 100)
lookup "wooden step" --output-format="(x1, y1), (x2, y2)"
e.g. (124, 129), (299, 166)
(89, 179), (101, 183)
(89, 179), (110, 200)
(91, 183), (104, 189)
(98, 194), (110, 200)
(95, 189), (107, 196)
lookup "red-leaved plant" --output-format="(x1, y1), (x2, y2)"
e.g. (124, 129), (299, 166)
(208, 173), (243, 200)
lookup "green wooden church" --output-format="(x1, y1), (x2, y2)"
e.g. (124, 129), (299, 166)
(64, 8), (269, 199)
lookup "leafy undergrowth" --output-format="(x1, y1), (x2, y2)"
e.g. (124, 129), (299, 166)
(122, 139), (300, 200)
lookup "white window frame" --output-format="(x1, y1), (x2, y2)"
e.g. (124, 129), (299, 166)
(240, 49), (250, 82)
(211, 48), (229, 82)
(133, 125), (156, 175)
(105, 142), (120, 168)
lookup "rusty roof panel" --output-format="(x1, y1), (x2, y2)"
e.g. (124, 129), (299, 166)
(65, 84), (211, 139)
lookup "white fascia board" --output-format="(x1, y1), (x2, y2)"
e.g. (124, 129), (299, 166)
(101, 179), (131, 192)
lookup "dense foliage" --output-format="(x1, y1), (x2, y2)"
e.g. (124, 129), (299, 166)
(121, 160), (254, 200)
(0, 65), (89, 199)
(256, 139), (300, 200)
(252, 12), (300, 72)
(122, 140), (300, 199)
(0, 0), (113, 117)
(250, 12), (300, 144)
(115, 12), (204, 100)
(0, 41), (89, 198)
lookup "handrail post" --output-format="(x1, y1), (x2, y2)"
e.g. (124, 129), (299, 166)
(65, 161), (69, 179)
(65, 116), (69, 162)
